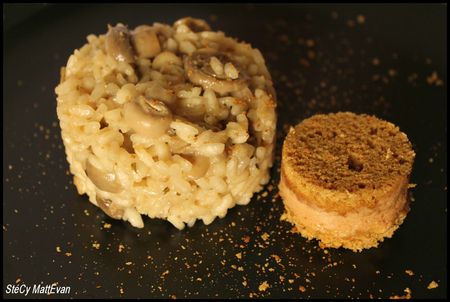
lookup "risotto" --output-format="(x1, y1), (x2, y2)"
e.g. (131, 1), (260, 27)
(55, 17), (277, 229)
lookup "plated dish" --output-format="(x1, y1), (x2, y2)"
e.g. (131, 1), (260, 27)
(5, 5), (445, 298)
(56, 17), (416, 252)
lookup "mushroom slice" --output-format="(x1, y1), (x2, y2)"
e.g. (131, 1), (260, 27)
(105, 24), (135, 64)
(123, 96), (173, 138)
(174, 17), (211, 32)
(131, 25), (161, 58)
(182, 154), (210, 180)
(86, 160), (123, 193)
(184, 49), (248, 95)
(96, 198), (124, 219)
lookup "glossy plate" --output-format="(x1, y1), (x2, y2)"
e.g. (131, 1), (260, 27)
(3, 4), (447, 299)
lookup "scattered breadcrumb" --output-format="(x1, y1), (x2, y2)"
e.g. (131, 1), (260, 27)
(125, 262), (132, 266)
(388, 69), (397, 77)
(427, 280), (438, 289)
(372, 58), (380, 66)
(271, 254), (281, 263)
(427, 71), (444, 86)
(405, 269), (414, 276)
(65, 252), (72, 257)
(92, 242), (100, 250)
(356, 15), (365, 24)
(16, 278), (21, 284)
(389, 287), (411, 299)
(299, 285), (306, 292)
(236, 252), (242, 259)
(307, 50), (316, 60)
(258, 281), (269, 292)
(56, 246), (61, 253)
(103, 223), (111, 229)
(118, 244), (125, 252)
(161, 270), (169, 278)
(261, 232), (270, 241)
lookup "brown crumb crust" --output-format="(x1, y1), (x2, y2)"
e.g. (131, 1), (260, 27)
(282, 112), (415, 193)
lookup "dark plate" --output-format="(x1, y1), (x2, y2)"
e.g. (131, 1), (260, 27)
(3, 4), (447, 299)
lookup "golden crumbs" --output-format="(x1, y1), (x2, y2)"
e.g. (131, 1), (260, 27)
(261, 232), (270, 241)
(356, 14), (366, 24)
(271, 254), (281, 263)
(306, 39), (315, 47)
(427, 71), (444, 86)
(258, 281), (269, 292)
(427, 280), (438, 289)
(161, 270), (170, 278)
(389, 287), (412, 299)
(372, 57), (380, 66)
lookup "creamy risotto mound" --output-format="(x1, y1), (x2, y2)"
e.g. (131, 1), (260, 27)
(55, 17), (276, 228)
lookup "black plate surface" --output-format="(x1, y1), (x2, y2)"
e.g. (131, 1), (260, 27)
(3, 4), (447, 299)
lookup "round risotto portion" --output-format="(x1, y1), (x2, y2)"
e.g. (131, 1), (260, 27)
(55, 18), (277, 229)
